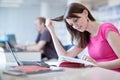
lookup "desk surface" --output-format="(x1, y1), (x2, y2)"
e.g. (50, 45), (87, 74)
(2, 67), (120, 80)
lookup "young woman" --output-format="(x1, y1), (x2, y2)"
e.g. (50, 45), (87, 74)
(46, 3), (120, 71)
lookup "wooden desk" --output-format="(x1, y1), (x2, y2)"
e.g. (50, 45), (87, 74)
(2, 67), (120, 80)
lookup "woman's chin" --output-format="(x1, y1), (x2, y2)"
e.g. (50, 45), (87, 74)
(78, 29), (85, 32)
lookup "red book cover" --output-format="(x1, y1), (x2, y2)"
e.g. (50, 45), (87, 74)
(58, 56), (95, 68)
(4, 65), (52, 75)
(12, 66), (51, 73)
(59, 61), (85, 68)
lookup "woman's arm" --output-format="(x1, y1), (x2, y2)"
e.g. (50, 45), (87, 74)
(46, 19), (84, 57)
(97, 59), (120, 69)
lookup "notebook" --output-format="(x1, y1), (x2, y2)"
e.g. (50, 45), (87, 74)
(4, 65), (64, 76)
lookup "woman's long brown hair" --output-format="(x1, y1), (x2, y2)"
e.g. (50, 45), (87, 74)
(52, 3), (95, 48)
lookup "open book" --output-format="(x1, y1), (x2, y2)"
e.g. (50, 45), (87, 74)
(58, 56), (95, 68)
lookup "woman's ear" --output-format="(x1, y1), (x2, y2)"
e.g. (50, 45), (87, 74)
(83, 9), (88, 17)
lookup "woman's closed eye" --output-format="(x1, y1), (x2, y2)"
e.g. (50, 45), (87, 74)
(74, 18), (78, 22)
(69, 18), (78, 27)
(73, 18), (80, 23)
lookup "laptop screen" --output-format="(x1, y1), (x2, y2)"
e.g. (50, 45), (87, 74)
(6, 34), (17, 48)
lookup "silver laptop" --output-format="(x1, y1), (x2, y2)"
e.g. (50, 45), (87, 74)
(5, 34), (24, 52)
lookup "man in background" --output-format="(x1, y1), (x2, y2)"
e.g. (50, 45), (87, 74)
(15, 17), (58, 60)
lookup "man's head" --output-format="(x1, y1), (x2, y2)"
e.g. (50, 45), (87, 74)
(34, 17), (46, 32)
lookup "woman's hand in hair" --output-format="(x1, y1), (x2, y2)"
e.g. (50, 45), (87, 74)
(46, 19), (55, 33)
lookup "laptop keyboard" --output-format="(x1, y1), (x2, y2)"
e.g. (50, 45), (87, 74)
(4, 48), (25, 52)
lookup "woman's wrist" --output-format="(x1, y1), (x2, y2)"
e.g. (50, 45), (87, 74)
(51, 31), (57, 39)
(48, 27), (55, 33)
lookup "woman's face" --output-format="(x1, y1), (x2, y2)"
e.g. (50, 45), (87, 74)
(34, 19), (44, 32)
(66, 10), (88, 32)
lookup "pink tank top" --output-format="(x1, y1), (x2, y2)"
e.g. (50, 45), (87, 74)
(88, 23), (120, 72)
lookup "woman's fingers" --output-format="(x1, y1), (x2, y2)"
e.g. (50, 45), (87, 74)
(81, 55), (88, 60)
(46, 19), (52, 27)
(45, 19), (54, 32)
(81, 55), (96, 64)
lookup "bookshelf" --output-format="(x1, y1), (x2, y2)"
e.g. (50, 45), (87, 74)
(96, 5), (120, 31)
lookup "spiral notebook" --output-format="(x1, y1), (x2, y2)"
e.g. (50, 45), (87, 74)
(4, 65), (64, 76)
